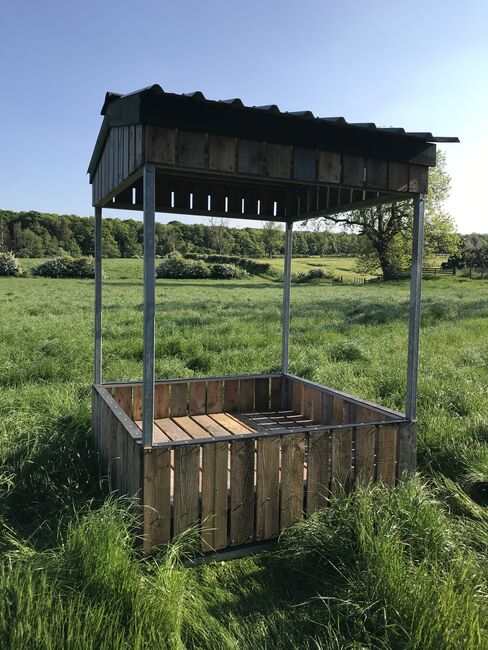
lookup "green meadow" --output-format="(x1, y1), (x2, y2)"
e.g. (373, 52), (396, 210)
(0, 260), (487, 648)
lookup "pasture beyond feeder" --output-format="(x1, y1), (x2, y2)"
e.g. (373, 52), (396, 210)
(88, 86), (458, 553)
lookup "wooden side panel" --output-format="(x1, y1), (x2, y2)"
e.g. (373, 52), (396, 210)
(238, 378), (254, 412)
(238, 139), (263, 175)
(377, 423), (398, 486)
(256, 436), (280, 540)
(207, 380), (223, 414)
(201, 442), (228, 551)
(171, 383), (188, 417)
(270, 376), (282, 411)
(388, 162), (409, 192)
(342, 155), (365, 186)
(355, 425), (376, 486)
(318, 151), (341, 183)
(266, 143), (291, 178)
(145, 126), (176, 165)
(331, 395), (345, 425)
(292, 381), (304, 414)
(307, 430), (330, 512)
(143, 447), (171, 552)
(114, 386), (132, 417)
(280, 433), (305, 529)
(114, 419), (128, 494)
(209, 135), (236, 172)
(223, 379), (239, 412)
(302, 386), (314, 420)
(254, 377), (269, 411)
(397, 421), (417, 481)
(409, 164), (429, 194)
(189, 382), (206, 415)
(154, 384), (169, 419)
(178, 131), (207, 168)
(230, 440), (255, 545)
(132, 385), (143, 421)
(293, 147), (316, 181)
(331, 428), (353, 492)
(366, 158), (388, 189)
(127, 438), (142, 499)
(173, 445), (200, 535)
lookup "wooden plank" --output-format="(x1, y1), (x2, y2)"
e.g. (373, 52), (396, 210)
(409, 164), (429, 194)
(122, 126), (130, 178)
(115, 419), (128, 494)
(173, 445), (200, 535)
(189, 382), (206, 415)
(293, 147), (316, 181)
(256, 436), (280, 540)
(173, 416), (210, 440)
(209, 412), (249, 435)
(114, 386), (132, 417)
(397, 421), (417, 481)
(342, 154), (365, 187)
(225, 412), (256, 432)
(178, 131), (207, 168)
(127, 439), (142, 499)
(237, 139), (263, 175)
(145, 126), (176, 165)
(355, 425), (376, 486)
(291, 381), (304, 415)
(128, 125), (135, 173)
(307, 430), (330, 512)
(207, 380), (223, 414)
(238, 378), (254, 412)
(171, 382), (188, 417)
(230, 439), (255, 545)
(192, 414), (229, 437)
(331, 395), (345, 425)
(388, 162), (409, 192)
(270, 376), (282, 411)
(209, 135), (236, 172)
(280, 433), (305, 529)
(135, 125), (143, 168)
(312, 389), (325, 423)
(366, 158), (388, 189)
(135, 421), (170, 444)
(331, 428), (353, 492)
(132, 385), (142, 421)
(318, 151), (341, 183)
(266, 143), (291, 179)
(254, 377), (269, 411)
(302, 386), (314, 420)
(377, 423), (397, 486)
(201, 441), (228, 551)
(154, 384), (169, 419)
(223, 379), (239, 412)
(143, 447), (171, 552)
(154, 418), (190, 441)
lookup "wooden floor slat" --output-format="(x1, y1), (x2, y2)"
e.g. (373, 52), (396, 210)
(155, 418), (191, 441)
(191, 414), (229, 437)
(208, 412), (250, 435)
(173, 416), (210, 439)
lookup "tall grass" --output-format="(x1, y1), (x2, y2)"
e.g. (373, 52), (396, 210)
(0, 267), (487, 647)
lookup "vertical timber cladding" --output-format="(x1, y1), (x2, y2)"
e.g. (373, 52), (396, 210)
(143, 125), (429, 212)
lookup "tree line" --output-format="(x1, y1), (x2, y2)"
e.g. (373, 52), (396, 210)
(0, 210), (365, 259)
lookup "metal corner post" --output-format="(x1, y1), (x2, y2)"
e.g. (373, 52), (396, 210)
(142, 164), (156, 448)
(94, 206), (102, 385)
(406, 194), (426, 421)
(281, 220), (293, 374)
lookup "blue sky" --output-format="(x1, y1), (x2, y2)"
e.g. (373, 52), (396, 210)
(1, 0), (487, 232)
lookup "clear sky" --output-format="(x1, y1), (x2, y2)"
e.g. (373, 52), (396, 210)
(1, 0), (487, 232)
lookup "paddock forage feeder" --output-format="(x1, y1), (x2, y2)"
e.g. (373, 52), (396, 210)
(88, 86), (459, 553)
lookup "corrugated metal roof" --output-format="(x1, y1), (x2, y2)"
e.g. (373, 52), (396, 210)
(100, 85), (459, 144)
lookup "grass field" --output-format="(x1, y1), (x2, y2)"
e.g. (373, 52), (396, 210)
(0, 261), (487, 648)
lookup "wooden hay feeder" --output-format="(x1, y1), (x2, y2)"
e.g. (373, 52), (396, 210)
(88, 85), (457, 553)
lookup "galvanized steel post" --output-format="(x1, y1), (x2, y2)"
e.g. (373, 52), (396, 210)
(94, 206), (102, 385)
(142, 164), (156, 448)
(281, 220), (293, 373)
(406, 194), (426, 420)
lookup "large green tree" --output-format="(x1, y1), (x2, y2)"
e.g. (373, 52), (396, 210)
(318, 150), (459, 280)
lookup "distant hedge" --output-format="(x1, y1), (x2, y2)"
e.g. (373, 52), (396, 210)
(184, 253), (271, 276)
(156, 254), (244, 280)
(32, 256), (95, 278)
(294, 268), (327, 283)
(0, 251), (24, 277)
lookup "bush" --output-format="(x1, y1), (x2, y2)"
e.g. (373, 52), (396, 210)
(32, 256), (95, 278)
(156, 255), (210, 279)
(210, 263), (242, 279)
(294, 268), (327, 283)
(0, 251), (23, 277)
(184, 253), (272, 276)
